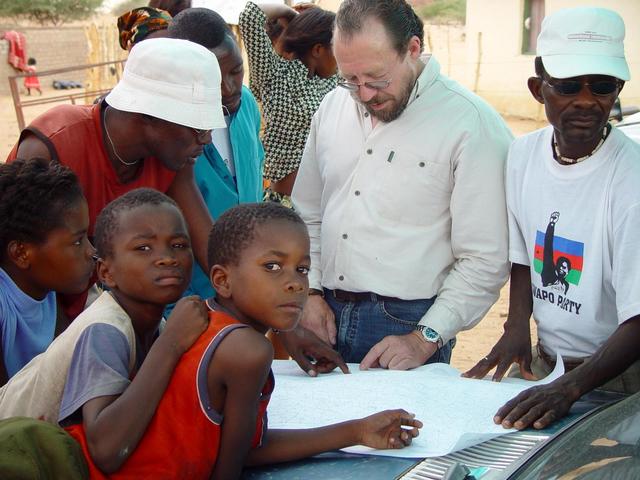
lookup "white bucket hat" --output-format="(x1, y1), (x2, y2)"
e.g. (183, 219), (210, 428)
(106, 37), (226, 130)
(537, 7), (630, 81)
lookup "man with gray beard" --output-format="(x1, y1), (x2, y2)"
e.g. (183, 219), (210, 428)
(292, 0), (513, 370)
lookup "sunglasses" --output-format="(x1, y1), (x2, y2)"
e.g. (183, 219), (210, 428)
(337, 78), (392, 92)
(542, 78), (621, 96)
(192, 128), (212, 142)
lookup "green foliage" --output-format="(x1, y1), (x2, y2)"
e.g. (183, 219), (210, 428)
(419, 0), (466, 24)
(0, 0), (103, 25)
(111, 0), (148, 17)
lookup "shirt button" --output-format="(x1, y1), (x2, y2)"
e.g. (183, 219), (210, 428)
(339, 275), (344, 281)
(364, 112), (369, 117)
(419, 162), (425, 167)
(366, 149), (372, 154)
(354, 190), (361, 196)
(342, 233), (348, 239)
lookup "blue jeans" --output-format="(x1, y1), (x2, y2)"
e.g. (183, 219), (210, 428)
(324, 291), (456, 364)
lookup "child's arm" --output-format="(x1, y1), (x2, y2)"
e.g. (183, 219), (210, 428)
(209, 329), (275, 480)
(0, 345), (8, 386)
(209, 328), (422, 478)
(80, 296), (208, 473)
(246, 410), (422, 466)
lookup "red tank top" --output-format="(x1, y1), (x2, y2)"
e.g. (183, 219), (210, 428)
(7, 102), (176, 319)
(65, 310), (274, 479)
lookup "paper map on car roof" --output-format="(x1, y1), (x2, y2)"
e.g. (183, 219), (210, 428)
(267, 358), (564, 458)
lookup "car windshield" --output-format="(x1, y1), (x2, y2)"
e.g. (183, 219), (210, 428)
(513, 391), (640, 479)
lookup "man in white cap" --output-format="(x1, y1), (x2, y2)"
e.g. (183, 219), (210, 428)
(465, 7), (640, 429)
(6, 37), (347, 376)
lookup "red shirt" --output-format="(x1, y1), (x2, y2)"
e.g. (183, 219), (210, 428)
(66, 310), (274, 479)
(7, 101), (176, 236)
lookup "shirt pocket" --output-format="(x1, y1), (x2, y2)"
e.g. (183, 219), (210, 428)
(373, 148), (452, 226)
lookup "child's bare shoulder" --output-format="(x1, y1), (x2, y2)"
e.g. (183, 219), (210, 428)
(215, 327), (273, 375)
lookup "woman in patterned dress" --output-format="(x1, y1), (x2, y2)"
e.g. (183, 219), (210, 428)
(239, 2), (338, 205)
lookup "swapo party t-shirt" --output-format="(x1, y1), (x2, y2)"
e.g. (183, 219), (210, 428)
(507, 126), (640, 357)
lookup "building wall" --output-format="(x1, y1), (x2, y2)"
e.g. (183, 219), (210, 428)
(465, 0), (640, 119)
(1, 25), (88, 95)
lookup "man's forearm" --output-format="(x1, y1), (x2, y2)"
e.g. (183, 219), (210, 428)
(562, 314), (640, 397)
(504, 263), (533, 334)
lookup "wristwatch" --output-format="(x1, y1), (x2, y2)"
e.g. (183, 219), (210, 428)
(416, 325), (443, 348)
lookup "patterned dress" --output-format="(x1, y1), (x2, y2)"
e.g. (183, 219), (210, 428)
(239, 1), (337, 182)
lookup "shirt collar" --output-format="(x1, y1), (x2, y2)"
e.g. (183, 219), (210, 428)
(411, 54), (440, 103)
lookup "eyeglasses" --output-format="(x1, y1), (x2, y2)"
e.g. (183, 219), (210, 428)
(542, 78), (621, 96)
(337, 77), (393, 92)
(192, 128), (212, 143)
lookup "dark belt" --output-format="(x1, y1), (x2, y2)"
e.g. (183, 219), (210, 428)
(537, 343), (585, 372)
(325, 288), (402, 303)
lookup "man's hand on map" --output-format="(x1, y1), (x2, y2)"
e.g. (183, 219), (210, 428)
(278, 324), (349, 377)
(494, 379), (580, 430)
(299, 294), (337, 346)
(360, 332), (437, 370)
(462, 329), (536, 381)
(359, 409), (423, 449)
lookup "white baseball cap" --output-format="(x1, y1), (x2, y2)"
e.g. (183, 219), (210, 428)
(537, 7), (630, 81)
(106, 37), (226, 130)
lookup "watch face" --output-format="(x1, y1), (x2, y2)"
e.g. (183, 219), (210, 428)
(421, 327), (440, 343)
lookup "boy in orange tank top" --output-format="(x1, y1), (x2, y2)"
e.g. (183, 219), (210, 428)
(204, 203), (422, 479)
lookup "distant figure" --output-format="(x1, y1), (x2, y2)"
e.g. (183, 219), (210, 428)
(24, 57), (42, 96)
(148, 0), (190, 18)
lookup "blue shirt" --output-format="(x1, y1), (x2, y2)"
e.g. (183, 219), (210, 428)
(187, 85), (264, 299)
(0, 267), (56, 377)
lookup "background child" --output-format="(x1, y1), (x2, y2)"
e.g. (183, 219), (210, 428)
(0, 158), (95, 385)
(24, 57), (42, 96)
(65, 201), (421, 479)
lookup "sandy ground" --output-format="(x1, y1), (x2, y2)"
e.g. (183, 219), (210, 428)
(0, 89), (547, 372)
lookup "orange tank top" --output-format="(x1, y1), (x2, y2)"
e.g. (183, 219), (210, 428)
(65, 310), (274, 479)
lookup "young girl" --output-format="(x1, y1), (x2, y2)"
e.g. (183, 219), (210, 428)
(0, 158), (95, 385)
(63, 198), (421, 478)
(24, 57), (42, 95)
